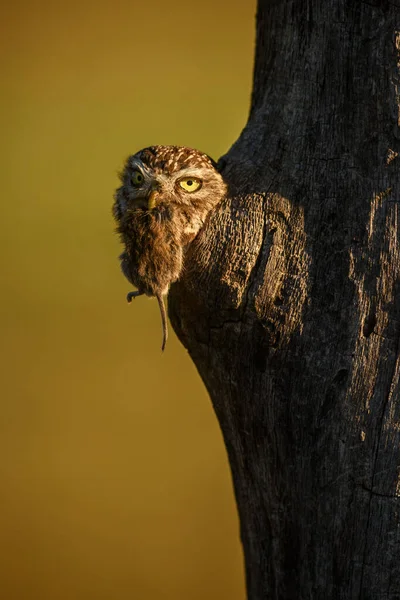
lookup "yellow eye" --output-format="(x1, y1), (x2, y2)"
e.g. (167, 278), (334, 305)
(178, 177), (202, 193)
(131, 171), (144, 186)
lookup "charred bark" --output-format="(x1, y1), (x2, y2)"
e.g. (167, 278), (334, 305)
(169, 1), (400, 598)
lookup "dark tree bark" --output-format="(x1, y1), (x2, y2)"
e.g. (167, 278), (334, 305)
(169, 1), (400, 598)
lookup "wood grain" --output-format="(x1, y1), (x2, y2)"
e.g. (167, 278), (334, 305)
(170, 1), (400, 598)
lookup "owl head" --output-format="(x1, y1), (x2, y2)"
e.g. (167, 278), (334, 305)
(113, 145), (227, 242)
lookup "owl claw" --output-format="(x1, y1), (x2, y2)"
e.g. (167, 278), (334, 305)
(127, 291), (143, 303)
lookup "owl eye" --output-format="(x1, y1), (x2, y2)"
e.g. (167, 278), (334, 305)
(178, 177), (202, 193)
(131, 171), (144, 186)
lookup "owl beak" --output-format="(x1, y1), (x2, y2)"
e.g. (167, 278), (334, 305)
(148, 187), (160, 210)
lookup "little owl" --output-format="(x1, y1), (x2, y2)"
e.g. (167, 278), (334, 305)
(113, 145), (227, 350)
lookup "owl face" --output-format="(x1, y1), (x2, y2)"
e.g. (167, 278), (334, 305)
(113, 145), (227, 222)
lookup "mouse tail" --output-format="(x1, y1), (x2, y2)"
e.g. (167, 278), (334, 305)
(156, 293), (168, 352)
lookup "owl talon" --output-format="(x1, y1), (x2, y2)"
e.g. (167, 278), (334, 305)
(127, 291), (143, 303)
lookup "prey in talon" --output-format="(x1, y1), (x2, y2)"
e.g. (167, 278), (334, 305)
(126, 289), (168, 352)
(113, 145), (227, 351)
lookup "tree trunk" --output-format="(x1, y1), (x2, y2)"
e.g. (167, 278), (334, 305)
(169, 1), (400, 598)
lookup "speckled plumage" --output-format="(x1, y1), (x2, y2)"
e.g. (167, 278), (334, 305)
(113, 145), (227, 350)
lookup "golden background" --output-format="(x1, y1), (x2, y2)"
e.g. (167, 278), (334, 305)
(0, 1), (255, 597)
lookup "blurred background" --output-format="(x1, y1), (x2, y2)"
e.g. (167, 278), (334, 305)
(0, 1), (255, 598)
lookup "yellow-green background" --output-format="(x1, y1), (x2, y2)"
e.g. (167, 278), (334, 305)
(0, 1), (255, 597)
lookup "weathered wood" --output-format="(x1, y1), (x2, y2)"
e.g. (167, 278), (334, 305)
(169, 1), (400, 598)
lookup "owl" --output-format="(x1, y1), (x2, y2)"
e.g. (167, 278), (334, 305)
(113, 145), (227, 350)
